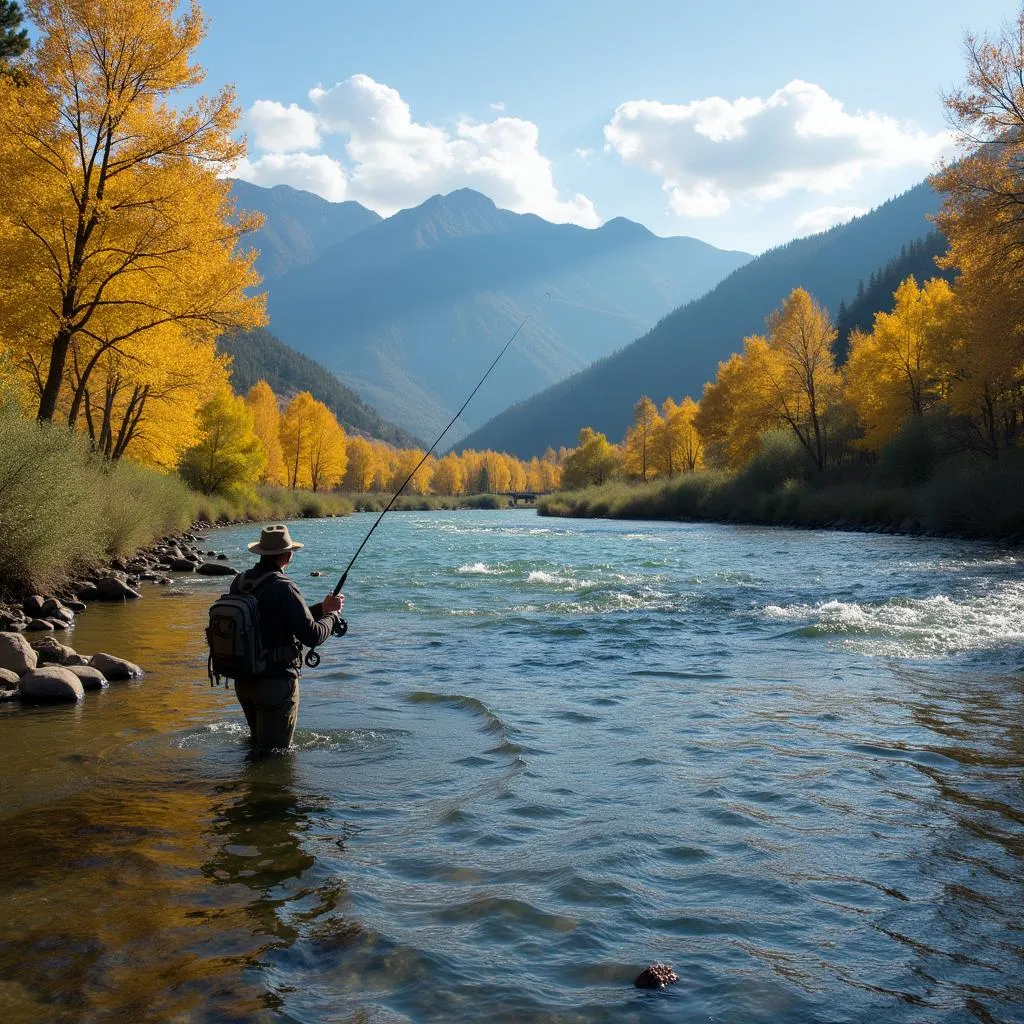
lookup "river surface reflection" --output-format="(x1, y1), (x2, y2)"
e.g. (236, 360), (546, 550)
(1, 512), (1022, 1022)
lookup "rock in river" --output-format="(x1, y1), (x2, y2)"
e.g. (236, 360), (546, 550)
(25, 618), (54, 632)
(634, 964), (679, 989)
(89, 652), (144, 680)
(0, 632), (38, 675)
(94, 577), (142, 601)
(33, 637), (76, 665)
(19, 666), (84, 703)
(65, 665), (108, 691)
(0, 667), (20, 687)
(197, 561), (238, 577)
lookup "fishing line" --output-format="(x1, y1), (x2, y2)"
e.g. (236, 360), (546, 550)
(331, 290), (549, 597)
(304, 291), (551, 666)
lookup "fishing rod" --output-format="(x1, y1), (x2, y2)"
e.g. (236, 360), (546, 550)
(305, 292), (550, 665)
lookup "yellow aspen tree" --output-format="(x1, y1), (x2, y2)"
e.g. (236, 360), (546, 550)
(694, 351), (765, 470)
(675, 396), (703, 472)
(540, 448), (562, 490)
(622, 396), (661, 481)
(750, 288), (842, 470)
(431, 452), (465, 495)
(930, 14), (1024, 454)
(459, 450), (484, 493)
(507, 456), (527, 492)
(371, 442), (397, 492)
(845, 277), (958, 451)
(342, 436), (377, 492)
(525, 457), (546, 492)
(0, 0), (265, 424)
(280, 391), (317, 489)
(246, 381), (287, 485)
(305, 400), (347, 492)
(651, 397), (684, 481)
(178, 385), (266, 497)
(561, 428), (619, 489)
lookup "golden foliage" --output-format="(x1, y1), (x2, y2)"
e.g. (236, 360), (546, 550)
(0, 0), (265, 433)
(246, 381), (287, 485)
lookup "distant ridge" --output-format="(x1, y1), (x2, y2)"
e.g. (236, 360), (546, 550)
(219, 327), (423, 448)
(230, 179), (381, 280)
(250, 185), (750, 442)
(456, 181), (942, 458)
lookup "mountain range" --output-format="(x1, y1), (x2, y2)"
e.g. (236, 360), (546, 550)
(456, 182), (944, 458)
(231, 182), (751, 443)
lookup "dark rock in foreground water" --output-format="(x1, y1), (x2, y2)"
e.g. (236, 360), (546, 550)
(19, 666), (85, 703)
(634, 963), (679, 989)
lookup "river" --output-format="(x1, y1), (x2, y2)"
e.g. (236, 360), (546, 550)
(1, 511), (1022, 1023)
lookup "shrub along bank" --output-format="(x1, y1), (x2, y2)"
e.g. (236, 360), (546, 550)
(537, 431), (1024, 543)
(0, 404), (353, 597)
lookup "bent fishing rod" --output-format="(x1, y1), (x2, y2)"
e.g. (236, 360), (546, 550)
(305, 292), (550, 666)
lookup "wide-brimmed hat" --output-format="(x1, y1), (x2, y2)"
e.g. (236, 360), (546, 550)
(248, 524), (304, 555)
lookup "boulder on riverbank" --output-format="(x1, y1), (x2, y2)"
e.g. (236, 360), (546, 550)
(89, 652), (143, 680)
(25, 618), (54, 632)
(94, 577), (141, 601)
(168, 558), (197, 572)
(19, 666), (84, 703)
(0, 667), (20, 687)
(0, 632), (38, 675)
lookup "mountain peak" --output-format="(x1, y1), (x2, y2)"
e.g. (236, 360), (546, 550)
(599, 216), (654, 241)
(397, 188), (510, 246)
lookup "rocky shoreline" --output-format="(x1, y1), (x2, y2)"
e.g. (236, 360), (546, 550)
(0, 521), (238, 707)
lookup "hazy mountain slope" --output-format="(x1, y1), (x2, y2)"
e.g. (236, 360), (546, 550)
(218, 327), (423, 448)
(230, 179), (381, 280)
(262, 188), (751, 441)
(456, 182), (942, 458)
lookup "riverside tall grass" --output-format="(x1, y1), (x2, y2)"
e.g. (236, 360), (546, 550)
(0, 406), (194, 593)
(0, 404), (355, 595)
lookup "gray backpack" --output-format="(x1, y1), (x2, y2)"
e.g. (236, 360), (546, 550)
(205, 572), (282, 686)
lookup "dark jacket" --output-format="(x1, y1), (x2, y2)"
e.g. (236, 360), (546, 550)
(230, 559), (338, 679)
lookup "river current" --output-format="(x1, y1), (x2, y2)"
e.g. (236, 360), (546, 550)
(1, 511), (1022, 1023)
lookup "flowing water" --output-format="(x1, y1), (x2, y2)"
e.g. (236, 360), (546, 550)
(1, 511), (1023, 1023)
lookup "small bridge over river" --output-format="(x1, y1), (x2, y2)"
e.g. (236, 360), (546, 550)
(502, 491), (550, 505)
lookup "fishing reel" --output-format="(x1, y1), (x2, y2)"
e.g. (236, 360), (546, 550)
(303, 617), (348, 669)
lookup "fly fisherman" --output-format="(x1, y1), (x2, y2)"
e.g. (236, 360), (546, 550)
(230, 525), (344, 752)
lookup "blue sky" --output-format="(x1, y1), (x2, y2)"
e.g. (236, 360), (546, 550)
(198, 0), (1019, 253)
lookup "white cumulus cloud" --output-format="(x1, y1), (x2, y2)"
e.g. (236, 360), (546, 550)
(234, 75), (597, 227)
(233, 152), (348, 202)
(604, 80), (953, 218)
(795, 205), (867, 234)
(247, 100), (321, 153)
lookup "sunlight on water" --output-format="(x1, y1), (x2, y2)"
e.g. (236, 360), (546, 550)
(1, 512), (1022, 1023)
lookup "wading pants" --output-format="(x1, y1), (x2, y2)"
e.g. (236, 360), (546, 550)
(233, 675), (299, 751)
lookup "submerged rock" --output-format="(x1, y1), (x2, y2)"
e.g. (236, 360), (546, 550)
(65, 665), (108, 691)
(0, 632), (38, 675)
(197, 561), (237, 577)
(634, 964), (679, 989)
(89, 652), (144, 681)
(19, 666), (84, 703)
